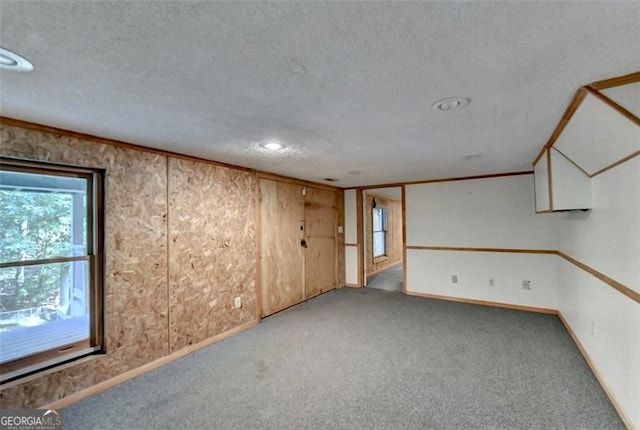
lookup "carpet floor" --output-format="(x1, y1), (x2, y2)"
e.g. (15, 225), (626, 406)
(366, 263), (403, 291)
(62, 288), (623, 429)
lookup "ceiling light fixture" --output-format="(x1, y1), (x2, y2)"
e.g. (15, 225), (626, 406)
(260, 141), (285, 151)
(432, 97), (470, 112)
(0, 47), (34, 72)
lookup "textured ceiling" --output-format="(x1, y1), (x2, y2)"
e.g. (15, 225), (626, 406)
(0, 1), (638, 187)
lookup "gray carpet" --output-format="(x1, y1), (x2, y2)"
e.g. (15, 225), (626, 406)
(62, 288), (623, 429)
(366, 263), (403, 291)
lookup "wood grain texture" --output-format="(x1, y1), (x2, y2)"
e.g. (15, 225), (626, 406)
(0, 117), (251, 173)
(589, 70), (640, 90)
(168, 158), (256, 351)
(0, 124), (169, 408)
(336, 190), (346, 288)
(305, 187), (339, 298)
(259, 179), (304, 317)
(364, 194), (403, 276)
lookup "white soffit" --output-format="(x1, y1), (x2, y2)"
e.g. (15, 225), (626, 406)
(0, 1), (639, 187)
(554, 93), (640, 175)
(601, 82), (640, 120)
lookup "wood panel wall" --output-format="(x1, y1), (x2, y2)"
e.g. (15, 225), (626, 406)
(0, 124), (259, 407)
(365, 194), (403, 276)
(0, 125), (169, 408)
(168, 158), (256, 351)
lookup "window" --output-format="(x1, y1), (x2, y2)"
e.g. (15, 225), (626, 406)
(0, 158), (103, 382)
(372, 207), (387, 258)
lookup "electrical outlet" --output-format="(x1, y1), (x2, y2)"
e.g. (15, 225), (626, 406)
(451, 275), (458, 284)
(522, 280), (531, 290)
(489, 277), (495, 287)
(234, 296), (242, 309)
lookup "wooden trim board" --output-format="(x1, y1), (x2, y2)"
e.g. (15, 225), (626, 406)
(345, 243), (358, 247)
(401, 185), (407, 294)
(406, 245), (556, 254)
(557, 252), (640, 304)
(356, 189), (364, 287)
(589, 70), (640, 90)
(345, 171), (533, 191)
(42, 318), (259, 410)
(405, 291), (557, 315)
(556, 313), (633, 429)
(589, 150), (640, 178)
(532, 87), (588, 165)
(585, 86), (640, 127)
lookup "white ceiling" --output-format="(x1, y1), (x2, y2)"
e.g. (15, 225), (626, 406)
(0, 1), (638, 187)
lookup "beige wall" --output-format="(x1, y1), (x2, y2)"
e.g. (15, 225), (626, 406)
(0, 124), (259, 407)
(365, 194), (403, 276)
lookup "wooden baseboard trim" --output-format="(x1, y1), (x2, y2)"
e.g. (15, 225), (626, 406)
(556, 312), (632, 430)
(405, 290), (558, 315)
(343, 283), (362, 288)
(42, 318), (259, 410)
(406, 245), (556, 255)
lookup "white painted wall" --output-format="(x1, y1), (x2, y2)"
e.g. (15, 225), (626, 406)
(407, 250), (559, 309)
(405, 174), (560, 308)
(344, 189), (357, 244)
(345, 246), (358, 285)
(557, 156), (640, 427)
(343, 189), (358, 286)
(406, 175), (559, 249)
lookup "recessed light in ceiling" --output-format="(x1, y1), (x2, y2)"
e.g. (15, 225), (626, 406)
(462, 154), (483, 161)
(347, 170), (362, 176)
(0, 47), (34, 72)
(432, 97), (470, 112)
(260, 141), (285, 151)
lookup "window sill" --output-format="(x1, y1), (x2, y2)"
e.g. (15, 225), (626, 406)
(0, 349), (103, 389)
(373, 255), (389, 264)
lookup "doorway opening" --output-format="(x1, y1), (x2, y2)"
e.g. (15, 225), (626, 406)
(361, 187), (404, 292)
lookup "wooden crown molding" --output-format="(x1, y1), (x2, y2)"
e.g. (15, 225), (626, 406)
(589, 70), (640, 90)
(0, 117), (340, 192)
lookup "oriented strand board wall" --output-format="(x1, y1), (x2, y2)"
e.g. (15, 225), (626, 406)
(168, 158), (256, 351)
(0, 125), (169, 408)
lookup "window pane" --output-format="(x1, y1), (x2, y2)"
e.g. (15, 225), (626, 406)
(0, 261), (89, 363)
(372, 208), (383, 231)
(373, 231), (386, 257)
(0, 171), (88, 264)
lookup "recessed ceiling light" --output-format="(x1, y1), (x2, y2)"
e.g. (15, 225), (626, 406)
(432, 97), (470, 112)
(347, 170), (362, 176)
(0, 47), (34, 72)
(462, 154), (482, 161)
(260, 141), (285, 151)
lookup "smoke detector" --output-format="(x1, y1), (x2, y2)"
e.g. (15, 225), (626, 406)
(432, 97), (470, 112)
(0, 47), (34, 72)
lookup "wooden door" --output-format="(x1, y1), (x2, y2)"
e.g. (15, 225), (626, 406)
(259, 179), (304, 317)
(304, 187), (338, 299)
